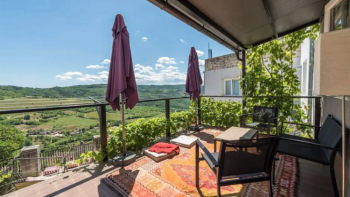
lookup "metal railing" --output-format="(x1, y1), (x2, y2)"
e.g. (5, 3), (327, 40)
(0, 95), (321, 165)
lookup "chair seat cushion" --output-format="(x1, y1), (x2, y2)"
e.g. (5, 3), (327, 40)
(277, 139), (329, 164)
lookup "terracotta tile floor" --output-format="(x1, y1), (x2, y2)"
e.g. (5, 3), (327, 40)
(3, 129), (336, 197)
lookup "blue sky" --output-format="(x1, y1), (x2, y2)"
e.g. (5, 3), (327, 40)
(0, 0), (232, 88)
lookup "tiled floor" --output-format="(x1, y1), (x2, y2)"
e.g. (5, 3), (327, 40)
(3, 162), (120, 197)
(3, 129), (337, 197)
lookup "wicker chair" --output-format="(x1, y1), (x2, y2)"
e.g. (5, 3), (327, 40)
(195, 137), (280, 197)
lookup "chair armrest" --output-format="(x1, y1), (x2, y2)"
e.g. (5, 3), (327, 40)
(196, 140), (218, 166)
(280, 137), (340, 151)
(280, 121), (321, 136)
(268, 117), (278, 125)
(268, 117), (278, 121)
(282, 122), (321, 128)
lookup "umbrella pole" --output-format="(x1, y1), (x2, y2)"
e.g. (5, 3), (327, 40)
(121, 94), (126, 157)
(113, 94), (136, 166)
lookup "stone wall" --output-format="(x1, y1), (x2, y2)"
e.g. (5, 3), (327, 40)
(19, 145), (41, 178)
(205, 53), (239, 71)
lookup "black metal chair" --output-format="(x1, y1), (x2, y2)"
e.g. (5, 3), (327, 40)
(240, 106), (278, 136)
(195, 137), (280, 197)
(277, 114), (342, 197)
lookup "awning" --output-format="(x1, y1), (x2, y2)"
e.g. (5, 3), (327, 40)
(147, 0), (327, 51)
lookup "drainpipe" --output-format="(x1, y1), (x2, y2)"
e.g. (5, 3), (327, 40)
(237, 50), (246, 114)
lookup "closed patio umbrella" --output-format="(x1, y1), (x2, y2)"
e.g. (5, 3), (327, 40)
(186, 47), (203, 130)
(106, 14), (138, 163)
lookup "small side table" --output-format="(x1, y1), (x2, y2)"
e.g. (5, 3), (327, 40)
(213, 127), (258, 152)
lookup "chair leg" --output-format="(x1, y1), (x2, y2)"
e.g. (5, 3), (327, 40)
(330, 162), (340, 197)
(267, 180), (273, 197)
(195, 143), (199, 188)
(272, 159), (276, 185)
(217, 185), (221, 197)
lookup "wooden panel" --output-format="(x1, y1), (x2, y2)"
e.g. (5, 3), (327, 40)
(315, 28), (350, 95)
(313, 36), (321, 95)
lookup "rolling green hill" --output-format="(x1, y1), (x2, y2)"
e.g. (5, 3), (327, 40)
(0, 84), (189, 100)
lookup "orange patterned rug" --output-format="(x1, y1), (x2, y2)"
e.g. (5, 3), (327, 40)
(102, 129), (299, 197)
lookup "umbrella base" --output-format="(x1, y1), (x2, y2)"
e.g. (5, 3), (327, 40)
(190, 125), (203, 132)
(112, 151), (136, 166)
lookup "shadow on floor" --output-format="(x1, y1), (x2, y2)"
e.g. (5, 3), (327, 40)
(43, 162), (116, 197)
(191, 131), (216, 144)
(98, 169), (139, 197)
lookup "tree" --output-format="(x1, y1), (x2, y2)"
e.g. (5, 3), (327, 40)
(24, 138), (33, 146)
(0, 125), (25, 161)
(239, 24), (320, 137)
(23, 114), (30, 120)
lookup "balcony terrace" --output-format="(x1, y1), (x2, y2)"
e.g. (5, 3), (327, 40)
(1, 127), (336, 197)
(0, 95), (340, 197)
(1, 0), (349, 196)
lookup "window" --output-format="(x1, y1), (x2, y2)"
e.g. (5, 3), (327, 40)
(224, 79), (240, 95)
(330, 0), (350, 31)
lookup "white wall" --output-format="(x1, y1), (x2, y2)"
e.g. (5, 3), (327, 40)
(204, 67), (242, 102)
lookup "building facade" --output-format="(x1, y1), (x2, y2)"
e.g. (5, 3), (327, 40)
(204, 38), (314, 110)
(204, 53), (242, 102)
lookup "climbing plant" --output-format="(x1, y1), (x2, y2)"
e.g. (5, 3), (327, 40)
(239, 24), (320, 137)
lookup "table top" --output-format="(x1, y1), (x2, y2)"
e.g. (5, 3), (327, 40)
(214, 127), (258, 141)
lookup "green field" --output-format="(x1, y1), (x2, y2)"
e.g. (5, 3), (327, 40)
(0, 98), (93, 110)
(85, 111), (128, 120)
(43, 116), (99, 128)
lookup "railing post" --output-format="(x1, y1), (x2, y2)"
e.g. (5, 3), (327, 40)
(314, 97), (321, 138)
(99, 105), (107, 160)
(198, 97), (201, 125)
(240, 50), (247, 114)
(165, 99), (170, 137)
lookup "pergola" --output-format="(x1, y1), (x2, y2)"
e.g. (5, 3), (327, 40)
(147, 0), (348, 196)
(148, 0), (327, 106)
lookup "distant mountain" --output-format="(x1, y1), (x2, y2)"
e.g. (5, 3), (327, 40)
(0, 84), (190, 100)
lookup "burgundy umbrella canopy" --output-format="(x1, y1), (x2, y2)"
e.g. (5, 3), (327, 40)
(106, 14), (138, 111)
(106, 14), (138, 158)
(185, 47), (203, 100)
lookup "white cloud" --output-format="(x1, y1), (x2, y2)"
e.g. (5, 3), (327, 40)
(157, 57), (177, 64)
(76, 74), (101, 82)
(55, 71), (109, 82)
(196, 50), (204, 57)
(141, 37), (148, 42)
(179, 61), (185, 64)
(198, 59), (205, 66)
(86, 65), (105, 69)
(167, 66), (178, 71)
(180, 39), (186, 44)
(135, 64), (153, 74)
(98, 71), (109, 75)
(133, 64), (186, 85)
(56, 75), (72, 81)
(99, 73), (108, 80)
(101, 59), (110, 64)
(155, 64), (165, 69)
(62, 72), (83, 76)
(55, 72), (83, 80)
